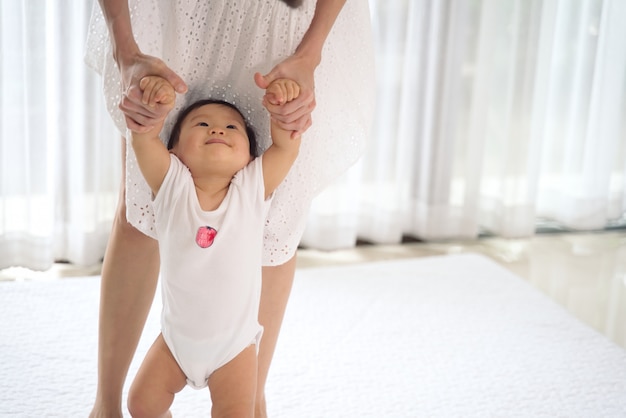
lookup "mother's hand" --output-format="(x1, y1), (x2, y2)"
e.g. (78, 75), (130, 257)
(255, 54), (317, 138)
(117, 52), (187, 133)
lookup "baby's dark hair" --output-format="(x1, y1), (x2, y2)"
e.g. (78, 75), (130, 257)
(280, 0), (303, 7)
(167, 99), (259, 158)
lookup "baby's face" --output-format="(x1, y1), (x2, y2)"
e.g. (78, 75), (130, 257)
(173, 104), (252, 174)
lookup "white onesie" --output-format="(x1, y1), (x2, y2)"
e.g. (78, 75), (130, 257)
(152, 154), (269, 389)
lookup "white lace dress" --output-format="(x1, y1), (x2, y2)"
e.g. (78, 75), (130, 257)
(85, 0), (375, 265)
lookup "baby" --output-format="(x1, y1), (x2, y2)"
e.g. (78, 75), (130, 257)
(126, 75), (301, 417)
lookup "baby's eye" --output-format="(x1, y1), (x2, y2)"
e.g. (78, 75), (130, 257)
(226, 124), (237, 129)
(198, 122), (209, 127)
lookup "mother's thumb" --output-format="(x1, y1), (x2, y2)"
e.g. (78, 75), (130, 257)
(163, 68), (188, 94)
(254, 72), (270, 89)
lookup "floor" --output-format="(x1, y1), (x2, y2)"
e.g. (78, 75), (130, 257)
(297, 231), (626, 350)
(2, 231), (625, 349)
(5, 239), (626, 417)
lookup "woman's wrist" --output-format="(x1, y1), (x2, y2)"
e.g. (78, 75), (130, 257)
(106, 16), (140, 67)
(293, 0), (347, 69)
(113, 42), (141, 69)
(293, 43), (322, 69)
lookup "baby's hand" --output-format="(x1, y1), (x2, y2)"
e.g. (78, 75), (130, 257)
(265, 79), (300, 106)
(139, 76), (176, 109)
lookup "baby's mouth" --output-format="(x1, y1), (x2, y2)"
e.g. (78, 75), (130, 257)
(204, 138), (227, 145)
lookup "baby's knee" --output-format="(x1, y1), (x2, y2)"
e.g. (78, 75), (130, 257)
(212, 403), (255, 418)
(126, 390), (147, 417)
(127, 389), (169, 418)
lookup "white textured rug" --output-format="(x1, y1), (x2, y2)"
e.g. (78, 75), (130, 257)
(1, 254), (626, 417)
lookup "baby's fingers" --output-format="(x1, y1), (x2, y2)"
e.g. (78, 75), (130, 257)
(283, 80), (300, 102)
(266, 82), (286, 105)
(139, 77), (175, 107)
(266, 79), (300, 105)
(139, 77), (159, 106)
(153, 84), (175, 106)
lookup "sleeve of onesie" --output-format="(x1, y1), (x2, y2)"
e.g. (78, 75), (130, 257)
(152, 154), (190, 218)
(232, 157), (273, 212)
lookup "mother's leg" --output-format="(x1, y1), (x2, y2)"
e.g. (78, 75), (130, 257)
(90, 138), (161, 418)
(255, 255), (297, 418)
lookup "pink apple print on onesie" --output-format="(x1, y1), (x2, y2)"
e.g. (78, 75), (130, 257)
(196, 226), (217, 248)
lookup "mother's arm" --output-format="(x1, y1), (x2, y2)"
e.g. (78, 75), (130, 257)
(98, 0), (188, 132)
(254, 0), (347, 138)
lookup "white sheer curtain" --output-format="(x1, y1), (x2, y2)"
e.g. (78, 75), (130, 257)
(2, 1), (625, 270)
(0, 2), (120, 270)
(303, 0), (626, 249)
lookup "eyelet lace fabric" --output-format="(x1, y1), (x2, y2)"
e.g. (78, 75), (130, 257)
(85, 0), (375, 265)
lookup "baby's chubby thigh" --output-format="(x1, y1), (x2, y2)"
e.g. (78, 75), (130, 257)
(127, 334), (187, 416)
(207, 344), (259, 416)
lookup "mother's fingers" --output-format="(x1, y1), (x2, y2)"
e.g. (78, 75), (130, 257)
(124, 115), (153, 133)
(265, 92), (315, 124)
(120, 87), (172, 130)
(272, 110), (313, 136)
(119, 101), (170, 129)
(119, 96), (157, 123)
(293, 114), (312, 138)
(266, 101), (315, 133)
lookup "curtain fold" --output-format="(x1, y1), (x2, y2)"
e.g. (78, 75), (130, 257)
(305, 0), (625, 248)
(1, 0), (624, 270)
(0, 1), (120, 270)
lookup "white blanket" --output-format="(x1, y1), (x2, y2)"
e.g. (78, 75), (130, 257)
(2, 254), (625, 417)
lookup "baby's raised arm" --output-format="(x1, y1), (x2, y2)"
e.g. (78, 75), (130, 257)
(261, 78), (302, 198)
(130, 76), (176, 195)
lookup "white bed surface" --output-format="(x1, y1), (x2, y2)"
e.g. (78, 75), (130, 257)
(1, 254), (625, 417)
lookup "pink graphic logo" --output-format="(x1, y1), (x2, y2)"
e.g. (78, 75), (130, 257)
(196, 226), (217, 248)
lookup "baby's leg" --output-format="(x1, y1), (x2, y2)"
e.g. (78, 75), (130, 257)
(208, 344), (258, 418)
(127, 334), (186, 418)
